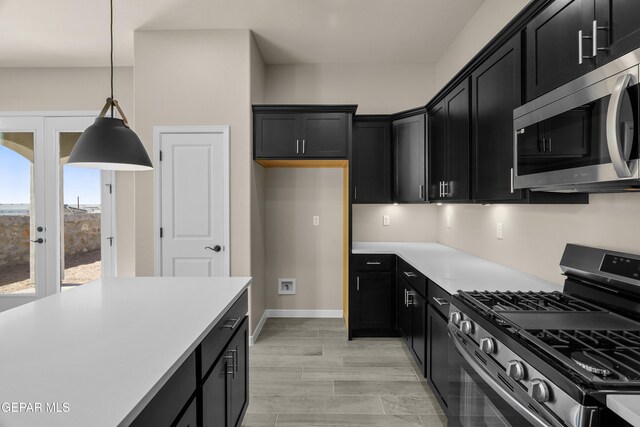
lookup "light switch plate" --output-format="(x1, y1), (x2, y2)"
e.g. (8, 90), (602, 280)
(497, 222), (503, 240)
(383, 215), (391, 226)
(313, 216), (319, 226)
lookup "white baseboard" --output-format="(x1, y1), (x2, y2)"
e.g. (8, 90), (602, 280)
(266, 309), (343, 318)
(249, 310), (269, 346)
(249, 309), (343, 345)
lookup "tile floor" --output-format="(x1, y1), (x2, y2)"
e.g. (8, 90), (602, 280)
(242, 318), (447, 427)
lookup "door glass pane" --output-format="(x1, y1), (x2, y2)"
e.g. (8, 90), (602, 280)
(0, 132), (37, 294)
(60, 132), (102, 291)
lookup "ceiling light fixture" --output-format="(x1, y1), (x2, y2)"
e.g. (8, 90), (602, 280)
(68, 0), (152, 171)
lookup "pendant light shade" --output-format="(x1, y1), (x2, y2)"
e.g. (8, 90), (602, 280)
(67, 0), (152, 171)
(69, 116), (153, 171)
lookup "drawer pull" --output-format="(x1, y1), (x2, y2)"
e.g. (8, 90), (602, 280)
(404, 271), (417, 278)
(432, 297), (450, 306)
(223, 317), (243, 330)
(366, 261), (381, 265)
(225, 362), (235, 378)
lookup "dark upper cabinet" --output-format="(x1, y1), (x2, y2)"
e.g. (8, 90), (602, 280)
(527, 0), (640, 101)
(594, 0), (640, 65)
(526, 0), (595, 101)
(301, 113), (349, 157)
(429, 79), (471, 202)
(472, 34), (522, 202)
(393, 111), (427, 203)
(352, 116), (392, 203)
(253, 105), (357, 159)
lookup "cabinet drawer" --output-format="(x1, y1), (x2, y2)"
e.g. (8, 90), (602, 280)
(397, 258), (426, 298)
(354, 254), (394, 272)
(130, 352), (196, 427)
(201, 291), (248, 379)
(428, 280), (451, 318)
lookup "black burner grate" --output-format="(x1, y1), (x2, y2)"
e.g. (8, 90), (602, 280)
(459, 290), (604, 313)
(525, 329), (640, 382)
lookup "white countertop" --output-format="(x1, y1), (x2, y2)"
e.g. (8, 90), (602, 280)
(607, 395), (640, 427)
(353, 242), (561, 294)
(0, 276), (251, 427)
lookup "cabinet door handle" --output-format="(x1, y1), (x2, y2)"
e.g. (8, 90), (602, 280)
(407, 291), (415, 306)
(302, 139), (305, 154)
(578, 29), (594, 65)
(223, 317), (242, 330)
(439, 181), (443, 197)
(510, 168), (514, 194)
(404, 271), (417, 278)
(404, 289), (408, 306)
(432, 296), (450, 306)
(366, 261), (381, 265)
(227, 348), (238, 372)
(296, 139), (299, 154)
(593, 20), (609, 55)
(354, 186), (357, 200)
(546, 138), (551, 152)
(419, 184), (424, 200)
(356, 276), (360, 291)
(225, 361), (235, 378)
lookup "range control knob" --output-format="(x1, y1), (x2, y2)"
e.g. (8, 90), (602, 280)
(480, 337), (496, 354)
(507, 360), (526, 381)
(531, 379), (551, 403)
(460, 320), (474, 335)
(451, 312), (462, 326)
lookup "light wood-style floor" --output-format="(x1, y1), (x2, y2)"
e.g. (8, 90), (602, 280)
(242, 318), (447, 427)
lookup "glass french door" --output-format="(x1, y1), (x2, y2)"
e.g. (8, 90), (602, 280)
(0, 115), (114, 311)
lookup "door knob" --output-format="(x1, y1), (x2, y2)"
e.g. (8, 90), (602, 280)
(31, 238), (44, 244)
(205, 245), (222, 252)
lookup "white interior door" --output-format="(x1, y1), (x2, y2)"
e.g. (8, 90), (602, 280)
(156, 127), (229, 277)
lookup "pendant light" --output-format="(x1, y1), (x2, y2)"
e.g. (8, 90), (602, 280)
(68, 0), (152, 171)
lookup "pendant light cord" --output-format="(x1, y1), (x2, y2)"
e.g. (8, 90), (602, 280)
(110, 0), (114, 118)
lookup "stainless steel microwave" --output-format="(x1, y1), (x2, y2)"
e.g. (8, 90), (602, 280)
(513, 48), (640, 193)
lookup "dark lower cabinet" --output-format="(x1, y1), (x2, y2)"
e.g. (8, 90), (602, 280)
(174, 397), (198, 427)
(350, 254), (397, 338)
(130, 292), (249, 427)
(427, 305), (449, 410)
(202, 318), (249, 427)
(397, 275), (427, 376)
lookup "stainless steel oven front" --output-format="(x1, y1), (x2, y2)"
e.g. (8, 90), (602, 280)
(447, 304), (599, 427)
(513, 48), (640, 192)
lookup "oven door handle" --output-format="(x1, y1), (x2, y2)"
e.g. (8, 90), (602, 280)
(451, 330), (556, 427)
(606, 73), (634, 178)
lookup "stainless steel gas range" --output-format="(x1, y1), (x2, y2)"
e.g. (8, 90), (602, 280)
(448, 244), (640, 427)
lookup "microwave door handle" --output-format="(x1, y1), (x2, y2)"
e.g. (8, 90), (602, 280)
(450, 331), (554, 427)
(606, 73), (633, 178)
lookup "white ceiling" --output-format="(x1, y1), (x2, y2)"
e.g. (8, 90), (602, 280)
(0, 0), (485, 67)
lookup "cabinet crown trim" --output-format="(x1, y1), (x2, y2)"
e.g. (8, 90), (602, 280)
(253, 104), (358, 114)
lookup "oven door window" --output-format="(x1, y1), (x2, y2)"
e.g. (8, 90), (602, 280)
(448, 342), (536, 427)
(517, 83), (638, 176)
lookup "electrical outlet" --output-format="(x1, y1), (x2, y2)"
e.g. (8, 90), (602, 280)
(313, 216), (320, 226)
(496, 222), (504, 240)
(447, 215), (452, 229)
(383, 215), (391, 226)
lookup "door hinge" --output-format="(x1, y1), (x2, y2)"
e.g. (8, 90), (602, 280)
(107, 237), (114, 247)
(159, 150), (163, 161)
(160, 227), (163, 238)
(105, 184), (112, 194)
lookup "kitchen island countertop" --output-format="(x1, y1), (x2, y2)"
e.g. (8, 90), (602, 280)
(353, 241), (561, 294)
(0, 276), (251, 426)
